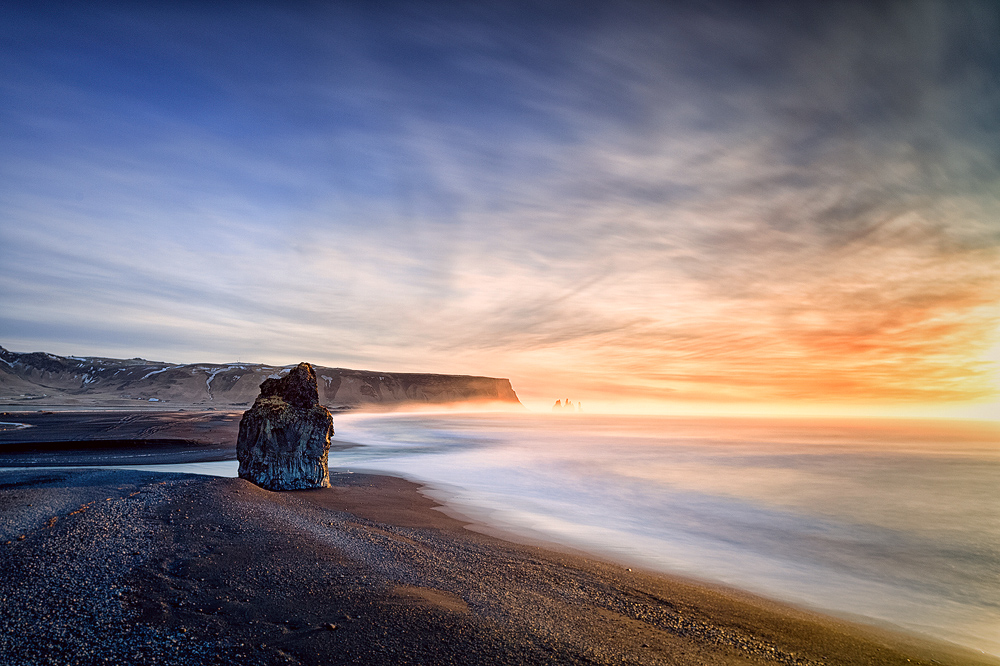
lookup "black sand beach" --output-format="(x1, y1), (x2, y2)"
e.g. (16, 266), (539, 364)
(1, 414), (998, 665)
(0, 410), (242, 466)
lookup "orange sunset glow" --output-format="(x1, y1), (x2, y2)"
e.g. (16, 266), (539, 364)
(1, 1), (997, 419)
(3, 3), (1000, 661)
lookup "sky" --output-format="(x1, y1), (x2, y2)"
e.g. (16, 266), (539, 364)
(1, 0), (998, 416)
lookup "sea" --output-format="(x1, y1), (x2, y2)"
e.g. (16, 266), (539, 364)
(335, 413), (1000, 656)
(126, 412), (1000, 655)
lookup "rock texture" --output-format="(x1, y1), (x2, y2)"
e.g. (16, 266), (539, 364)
(237, 363), (334, 490)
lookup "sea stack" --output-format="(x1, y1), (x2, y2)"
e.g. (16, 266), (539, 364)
(237, 362), (334, 490)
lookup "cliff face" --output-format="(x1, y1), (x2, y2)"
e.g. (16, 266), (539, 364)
(0, 345), (522, 409)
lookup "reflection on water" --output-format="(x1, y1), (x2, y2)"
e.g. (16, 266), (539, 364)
(329, 413), (1000, 656)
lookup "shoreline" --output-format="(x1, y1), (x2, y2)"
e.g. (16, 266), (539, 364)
(1, 411), (997, 662)
(405, 474), (992, 656)
(2, 464), (997, 665)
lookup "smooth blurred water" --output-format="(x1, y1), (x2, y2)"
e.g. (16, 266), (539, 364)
(328, 412), (1000, 655)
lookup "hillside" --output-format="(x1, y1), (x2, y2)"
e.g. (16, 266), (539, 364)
(0, 345), (522, 409)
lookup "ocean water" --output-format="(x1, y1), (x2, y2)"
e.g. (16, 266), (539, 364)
(326, 413), (1000, 656)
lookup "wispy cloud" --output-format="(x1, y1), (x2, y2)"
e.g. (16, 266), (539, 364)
(1, 1), (997, 411)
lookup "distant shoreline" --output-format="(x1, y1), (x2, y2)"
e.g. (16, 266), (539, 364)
(0, 344), (525, 412)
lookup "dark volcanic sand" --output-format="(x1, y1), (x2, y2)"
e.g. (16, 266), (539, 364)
(2, 466), (998, 666)
(0, 410), (358, 466)
(0, 410), (242, 466)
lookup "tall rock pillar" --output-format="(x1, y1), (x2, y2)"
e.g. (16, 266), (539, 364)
(237, 362), (334, 490)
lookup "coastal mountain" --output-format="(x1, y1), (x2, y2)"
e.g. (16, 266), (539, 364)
(0, 345), (522, 409)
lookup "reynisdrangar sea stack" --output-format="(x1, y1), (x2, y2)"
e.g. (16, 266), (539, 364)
(237, 362), (334, 490)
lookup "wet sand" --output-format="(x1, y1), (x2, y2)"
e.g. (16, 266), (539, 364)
(0, 410), (358, 467)
(0, 410), (242, 466)
(2, 460), (998, 666)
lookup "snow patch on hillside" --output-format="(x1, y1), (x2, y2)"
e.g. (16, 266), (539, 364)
(205, 368), (228, 399)
(141, 366), (178, 381)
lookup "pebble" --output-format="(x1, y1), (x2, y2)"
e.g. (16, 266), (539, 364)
(0, 469), (234, 665)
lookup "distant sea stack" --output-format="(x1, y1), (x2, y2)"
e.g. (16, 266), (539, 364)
(0, 344), (523, 409)
(236, 363), (334, 491)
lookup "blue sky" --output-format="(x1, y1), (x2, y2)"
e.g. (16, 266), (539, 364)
(2, 1), (999, 414)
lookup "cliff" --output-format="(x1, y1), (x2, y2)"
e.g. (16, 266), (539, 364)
(0, 345), (522, 409)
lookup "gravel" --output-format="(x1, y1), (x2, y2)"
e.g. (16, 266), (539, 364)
(0, 468), (982, 666)
(0, 469), (230, 664)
